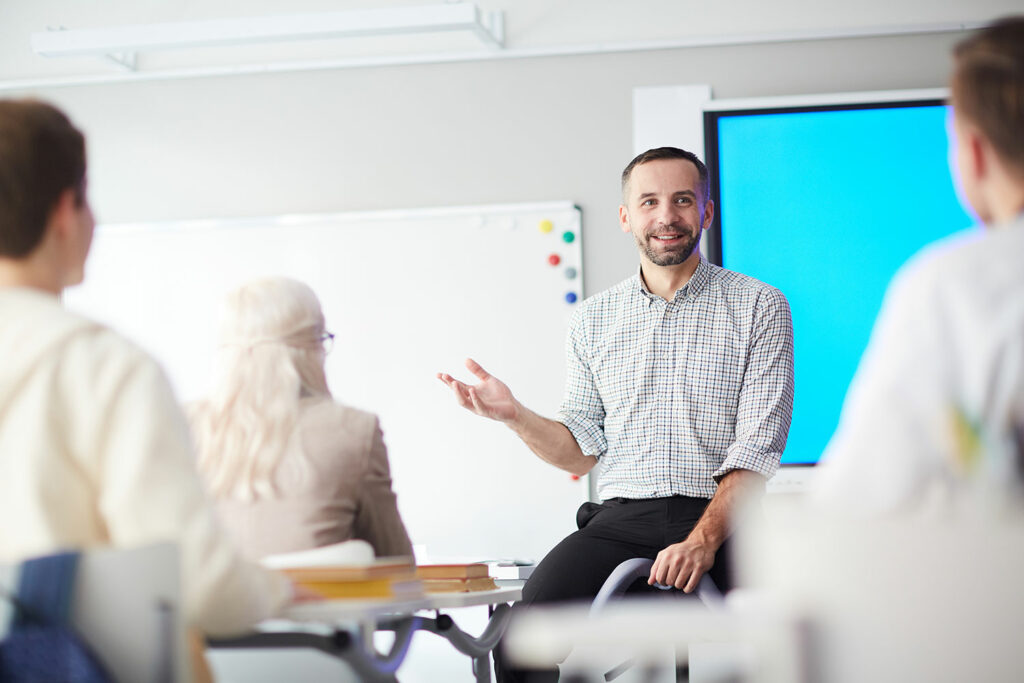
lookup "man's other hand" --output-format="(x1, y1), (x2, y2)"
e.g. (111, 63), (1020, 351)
(649, 535), (715, 593)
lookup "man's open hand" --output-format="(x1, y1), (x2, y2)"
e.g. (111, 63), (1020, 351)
(437, 358), (519, 423)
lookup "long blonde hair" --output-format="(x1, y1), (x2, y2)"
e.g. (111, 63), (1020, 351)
(192, 277), (331, 501)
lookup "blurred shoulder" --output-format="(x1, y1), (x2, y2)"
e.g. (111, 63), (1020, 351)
(298, 397), (380, 436)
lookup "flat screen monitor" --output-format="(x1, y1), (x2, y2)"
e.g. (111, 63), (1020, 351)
(703, 90), (974, 467)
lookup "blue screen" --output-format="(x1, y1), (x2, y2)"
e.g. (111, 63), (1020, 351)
(709, 102), (973, 465)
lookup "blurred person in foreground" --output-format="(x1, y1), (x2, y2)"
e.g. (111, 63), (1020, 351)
(815, 16), (1024, 510)
(0, 99), (299, 642)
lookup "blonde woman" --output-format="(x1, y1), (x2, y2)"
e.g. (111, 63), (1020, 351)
(189, 277), (413, 561)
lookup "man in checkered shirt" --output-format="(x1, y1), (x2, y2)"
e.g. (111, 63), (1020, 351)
(441, 147), (794, 680)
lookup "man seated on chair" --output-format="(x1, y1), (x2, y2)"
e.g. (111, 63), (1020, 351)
(0, 98), (298, 638)
(814, 16), (1024, 511)
(440, 147), (795, 682)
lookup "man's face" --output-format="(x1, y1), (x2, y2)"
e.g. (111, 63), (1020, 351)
(619, 159), (713, 267)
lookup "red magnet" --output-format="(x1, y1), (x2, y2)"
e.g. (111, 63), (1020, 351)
(548, 253), (561, 266)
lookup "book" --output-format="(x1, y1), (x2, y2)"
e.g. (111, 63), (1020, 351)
(280, 561), (415, 584)
(298, 577), (424, 600)
(261, 540), (377, 569)
(262, 539), (416, 579)
(421, 577), (498, 593)
(415, 563), (490, 579)
(260, 539), (421, 600)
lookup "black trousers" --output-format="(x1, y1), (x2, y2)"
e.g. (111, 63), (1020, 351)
(495, 496), (734, 683)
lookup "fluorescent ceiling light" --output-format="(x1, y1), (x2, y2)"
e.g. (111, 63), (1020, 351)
(31, 3), (504, 67)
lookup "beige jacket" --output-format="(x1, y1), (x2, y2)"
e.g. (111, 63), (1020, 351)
(193, 397), (414, 561)
(0, 287), (290, 636)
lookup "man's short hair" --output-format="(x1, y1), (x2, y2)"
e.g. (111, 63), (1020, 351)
(0, 99), (86, 258)
(621, 147), (711, 204)
(951, 16), (1024, 173)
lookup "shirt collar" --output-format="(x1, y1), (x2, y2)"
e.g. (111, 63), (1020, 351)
(634, 256), (711, 302)
(682, 257), (711, 300)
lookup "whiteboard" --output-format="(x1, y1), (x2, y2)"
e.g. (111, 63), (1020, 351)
(64, 202), (588, 562)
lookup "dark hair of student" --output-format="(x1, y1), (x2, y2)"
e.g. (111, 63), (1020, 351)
(0, 99), (87, 258)
(620, 146), (711, 204)
(951, 16), (1024, 173)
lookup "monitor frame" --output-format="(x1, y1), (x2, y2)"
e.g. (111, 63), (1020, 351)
(703, 87), (948, 265)
(700, 88), (952, 488)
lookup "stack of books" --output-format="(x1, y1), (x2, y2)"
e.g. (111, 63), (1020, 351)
(262, 541), (423, 600)
(416, 564), (498, 593)
(279, 559), (422, 600)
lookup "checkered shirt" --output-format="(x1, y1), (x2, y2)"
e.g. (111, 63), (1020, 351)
(557, 258), (795, 500)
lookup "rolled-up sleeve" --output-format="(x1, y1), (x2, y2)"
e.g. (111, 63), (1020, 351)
(715, 286), (795, 481)
(556, 306), (608, 458)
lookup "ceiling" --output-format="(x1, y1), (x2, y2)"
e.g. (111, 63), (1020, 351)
(1, 0), (1020, 88)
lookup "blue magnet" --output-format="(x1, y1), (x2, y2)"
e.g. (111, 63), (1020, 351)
(565, 291), (578, 304)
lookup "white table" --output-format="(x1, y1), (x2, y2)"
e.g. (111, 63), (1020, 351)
(211, 586), (523, 683)
(502, 593), (799, 683)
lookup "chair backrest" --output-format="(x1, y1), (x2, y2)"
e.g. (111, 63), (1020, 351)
(1, 543), (188, 683)
(736, 498), (1024, 683)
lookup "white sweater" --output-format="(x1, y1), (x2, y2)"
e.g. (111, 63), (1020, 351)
(816, 215), (1024, 512)
(0, 287), (290, 636)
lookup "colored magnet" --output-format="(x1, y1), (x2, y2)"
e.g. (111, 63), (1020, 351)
(538, 220), (554, 233)
(562, 231), (576, 243)
(565, 291), (578, 304)
(564, 267), (578, 280)
(548, 253), (561, 266)
(570, 474), (580, 481)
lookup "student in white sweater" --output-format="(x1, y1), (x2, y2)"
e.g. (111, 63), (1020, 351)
(0, 98), (294, 637)
(816, 17), (1024, 510)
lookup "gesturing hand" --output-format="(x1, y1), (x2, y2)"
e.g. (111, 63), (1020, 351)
(437, 358), (519, 423)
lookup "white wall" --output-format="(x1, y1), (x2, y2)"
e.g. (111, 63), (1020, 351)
(5, 29), (975, 297)
(0, 31), (972, 514)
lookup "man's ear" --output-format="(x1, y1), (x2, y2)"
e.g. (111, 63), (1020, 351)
(961, 123), (989, 182)
(702, 199), (714, 232)
(970, 136), (986, 181)
(46, 188), (79, 242)
(619, 204), (631, 234)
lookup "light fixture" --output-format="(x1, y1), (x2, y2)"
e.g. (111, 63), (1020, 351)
(31, 3), (504, 71)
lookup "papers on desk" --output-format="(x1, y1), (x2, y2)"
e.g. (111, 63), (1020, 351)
(488, 562), (536, 580)
(261, 540), (377, 569)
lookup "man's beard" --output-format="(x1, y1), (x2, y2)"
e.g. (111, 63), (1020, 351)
(636, 227), (700, 266)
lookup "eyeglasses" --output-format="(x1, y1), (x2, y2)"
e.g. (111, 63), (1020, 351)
(320, 332), (335, 354)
